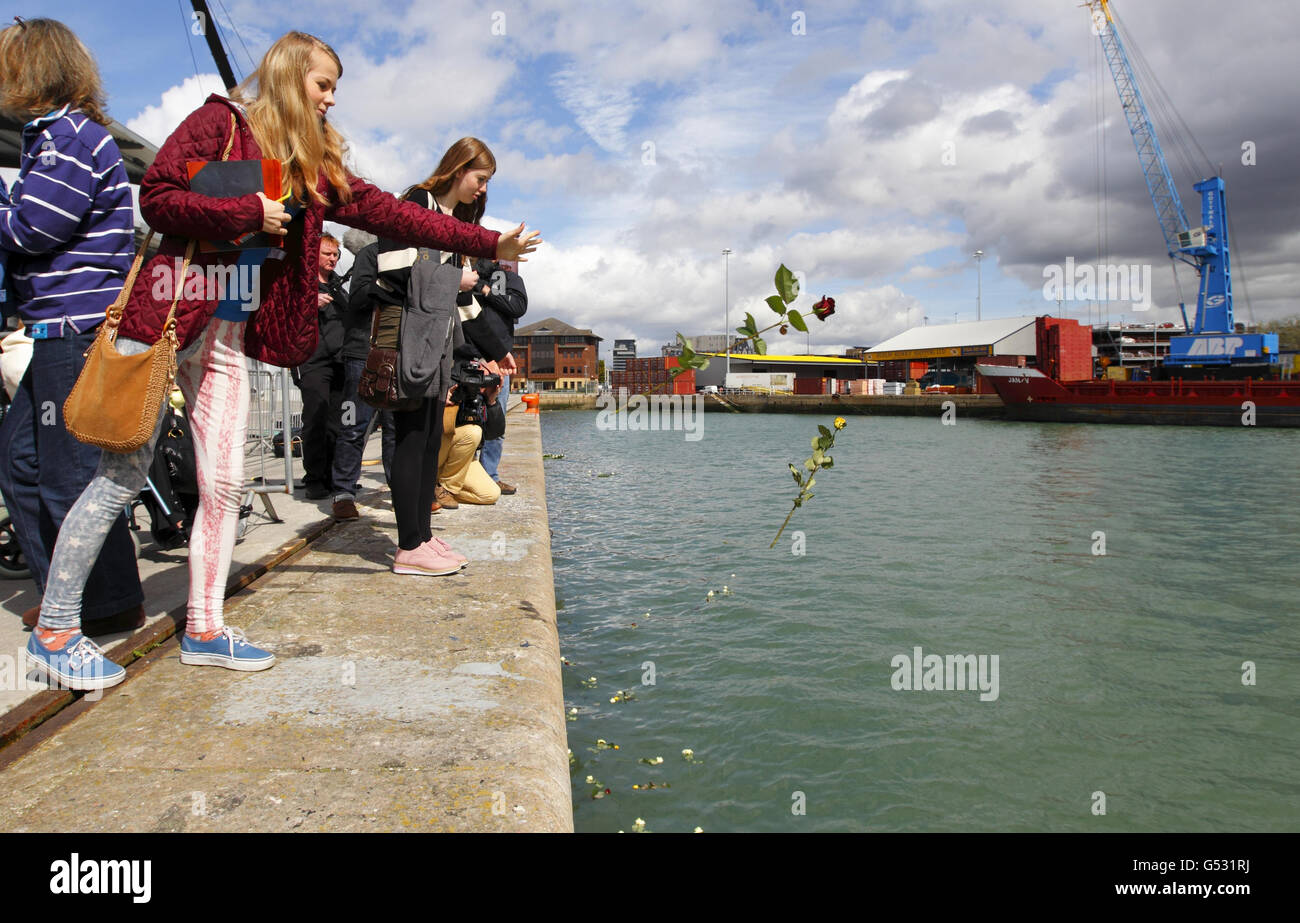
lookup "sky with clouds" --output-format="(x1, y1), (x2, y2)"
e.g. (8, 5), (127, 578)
(30, 0), (1300, 359)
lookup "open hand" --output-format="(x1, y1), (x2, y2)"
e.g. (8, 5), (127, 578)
(495, 222), (541, 262)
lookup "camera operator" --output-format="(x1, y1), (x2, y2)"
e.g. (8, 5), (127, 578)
(437, 356), (505, 507)
(454, 257), (526, 494)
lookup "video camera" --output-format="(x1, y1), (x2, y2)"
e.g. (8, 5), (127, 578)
(451, 359), (502, 431)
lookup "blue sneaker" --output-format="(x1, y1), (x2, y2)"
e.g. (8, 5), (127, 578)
(26, 632), (126, 691)
(179, 626), (276, 672)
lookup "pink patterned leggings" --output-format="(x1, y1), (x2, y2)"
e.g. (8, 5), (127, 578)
(40, 319), (250, 635)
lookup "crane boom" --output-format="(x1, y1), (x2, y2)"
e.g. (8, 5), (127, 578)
(1085, 0), (1278, 369)
(1085, 0), (1190, 263)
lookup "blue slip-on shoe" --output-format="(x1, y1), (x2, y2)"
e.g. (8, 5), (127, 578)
(25, 632), (126, 691)
(179, 626), (276, 672)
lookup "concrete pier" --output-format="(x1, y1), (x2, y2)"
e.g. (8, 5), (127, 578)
(0, 407), (572, 832)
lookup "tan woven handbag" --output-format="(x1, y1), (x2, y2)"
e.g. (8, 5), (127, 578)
(63, 234), (196, 453)
(65, 113), (238, 453)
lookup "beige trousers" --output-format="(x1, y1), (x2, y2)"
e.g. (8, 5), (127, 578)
(438, 405), (500, 504)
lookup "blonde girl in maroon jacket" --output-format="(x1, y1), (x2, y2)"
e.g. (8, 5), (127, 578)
(27, 31), (541, 690)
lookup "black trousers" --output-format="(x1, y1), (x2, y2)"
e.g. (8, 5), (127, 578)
(296, 355), (345, 489)
(390, 397), (443, 551)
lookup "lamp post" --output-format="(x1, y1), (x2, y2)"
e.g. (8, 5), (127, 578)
(722, 248), (732, 388)
(973, 249), (984, 321)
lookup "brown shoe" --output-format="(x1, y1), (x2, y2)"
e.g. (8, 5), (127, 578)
(332, 498), (359, 520)
(21, 605), (39, 629)
(83, 604), (147, 638)
(434, 485), (458, 510)
(495, 479), (517, 495)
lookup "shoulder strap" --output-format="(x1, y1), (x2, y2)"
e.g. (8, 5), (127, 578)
(221, 112), (237, 161)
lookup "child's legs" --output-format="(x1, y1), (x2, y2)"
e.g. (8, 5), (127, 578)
(38, 337), (170, 631)
(175, 320), (250, 635)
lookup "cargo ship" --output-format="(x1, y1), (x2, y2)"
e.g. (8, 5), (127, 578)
(976, 363), (1300, 427)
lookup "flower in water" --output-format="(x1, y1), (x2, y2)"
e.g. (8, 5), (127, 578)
(694, 827), (704, 833)
(834, 416), (846, 430)
(706, 590), (715, 601)
(632, 818), (647, 833)
(681, 748), (695, 760)
(585, 775), (595, 784)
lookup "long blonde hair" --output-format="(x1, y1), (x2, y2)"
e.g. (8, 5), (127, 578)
(0, 18), (109, 125)
(231, 31), (350, 205)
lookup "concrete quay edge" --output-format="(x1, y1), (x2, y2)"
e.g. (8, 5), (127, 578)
(0, 407), (573, 832)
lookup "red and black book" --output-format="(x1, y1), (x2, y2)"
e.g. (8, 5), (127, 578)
(185, 158), (287, 252)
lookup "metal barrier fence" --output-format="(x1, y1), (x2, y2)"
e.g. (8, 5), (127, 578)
(242, 361), (299, 534)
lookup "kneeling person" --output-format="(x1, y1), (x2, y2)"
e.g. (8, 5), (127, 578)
(436, 360), (504, 507)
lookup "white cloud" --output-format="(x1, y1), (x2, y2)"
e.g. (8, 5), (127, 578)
(126, 74), (225, 146)
(550, 66), (637, 153)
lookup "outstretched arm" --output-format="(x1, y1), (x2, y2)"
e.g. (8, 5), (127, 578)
(331, 176), (500, 260)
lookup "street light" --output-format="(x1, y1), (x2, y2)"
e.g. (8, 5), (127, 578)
(722, 248), (732, 388)
(973, 249), (984, 321)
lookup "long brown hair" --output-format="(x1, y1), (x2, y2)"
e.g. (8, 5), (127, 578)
(0, 18), (109, 125)
(407, 137), (496, 226)
(231, 31), (350, 206)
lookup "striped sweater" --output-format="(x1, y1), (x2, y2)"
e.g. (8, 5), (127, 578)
(0, 105), (133, 327)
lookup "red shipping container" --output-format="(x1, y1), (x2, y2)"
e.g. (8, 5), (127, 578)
(793, 377), (828, 395)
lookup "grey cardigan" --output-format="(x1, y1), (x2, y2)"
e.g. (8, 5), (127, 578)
(399, 247), (463, 401)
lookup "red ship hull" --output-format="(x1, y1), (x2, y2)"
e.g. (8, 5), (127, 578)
(976, 365), (1300, 427)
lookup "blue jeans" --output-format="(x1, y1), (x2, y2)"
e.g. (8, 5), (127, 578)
(329, 356), (379, 499)
(0, 326), (143, 621)
(479, 374), (508, 480)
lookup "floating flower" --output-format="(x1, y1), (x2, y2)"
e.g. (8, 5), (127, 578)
(681, 749), (695, 760)
(632, 818), (646, 832)
(580, 676), (598, 688)
(585, 775), (595, 784)
(694, 827), (703, 833)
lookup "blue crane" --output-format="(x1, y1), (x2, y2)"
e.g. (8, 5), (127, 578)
(1086, 0), (1277, 368)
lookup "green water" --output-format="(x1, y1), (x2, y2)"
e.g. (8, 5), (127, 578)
(541, 409), (1300, 832)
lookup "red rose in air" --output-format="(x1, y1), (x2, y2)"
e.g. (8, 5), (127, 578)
(812, 296), (836, 321)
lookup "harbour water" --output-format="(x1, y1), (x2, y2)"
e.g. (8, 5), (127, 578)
(542, 408), (1300, 832)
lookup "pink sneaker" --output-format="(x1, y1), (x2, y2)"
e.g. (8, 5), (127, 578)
(393, 543), (462, 576)
(426, 536), (468, 568)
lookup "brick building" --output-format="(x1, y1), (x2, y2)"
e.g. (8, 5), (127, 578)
(513, 317), (602, 391)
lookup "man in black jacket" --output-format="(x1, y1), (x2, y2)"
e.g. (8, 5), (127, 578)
(328, 235), (389, 520)
(295, 234), (348, 501)
(457, 261), (527, 494)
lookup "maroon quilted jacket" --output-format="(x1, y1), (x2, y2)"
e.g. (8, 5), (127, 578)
(119, 95), (501, 366)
